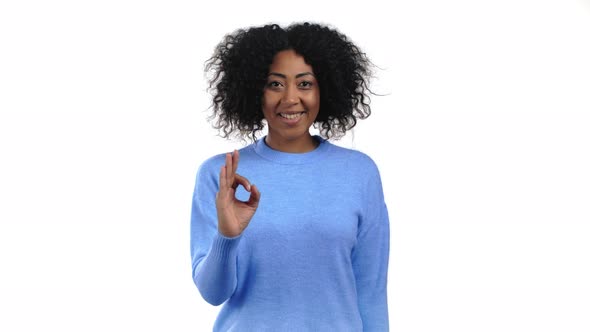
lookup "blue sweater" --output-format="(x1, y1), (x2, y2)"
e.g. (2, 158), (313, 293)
(190, 135), (390, 331)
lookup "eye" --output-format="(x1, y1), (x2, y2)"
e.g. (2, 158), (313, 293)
(266, 81), (283, 89)
(299, 81), (313, 88)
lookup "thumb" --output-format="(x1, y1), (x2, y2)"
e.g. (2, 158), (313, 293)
(246, 184), (261, 207)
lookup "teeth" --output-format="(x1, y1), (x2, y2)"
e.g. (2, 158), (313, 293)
(280, 112), (304, 119)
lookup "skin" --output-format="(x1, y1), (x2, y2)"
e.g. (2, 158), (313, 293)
(216, 149), (260, 237)
(216, 49), (320, 237)
(261, 49), (320, 153)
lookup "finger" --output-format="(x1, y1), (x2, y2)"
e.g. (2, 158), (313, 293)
(225, 152), (233, 185)
(246, 184), (261, 207)
(232, 149), (239, 175)
(233, 173), (251, 191)
(219, 165), (226, 189)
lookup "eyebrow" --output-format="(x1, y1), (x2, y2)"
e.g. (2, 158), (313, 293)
(268, 72), (315, 79)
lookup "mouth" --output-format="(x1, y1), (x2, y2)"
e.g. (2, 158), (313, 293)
(276, 111), (307, 125)
(277, 111), (307, 120)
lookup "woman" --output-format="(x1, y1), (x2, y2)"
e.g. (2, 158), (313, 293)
(190, 22), (390, 331)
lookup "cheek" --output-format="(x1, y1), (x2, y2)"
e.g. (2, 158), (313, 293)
(261, 94), (276, 118)
(305, 92), (321, 111)
(260, 93), (269, 112)
(261, 92), (276, 109)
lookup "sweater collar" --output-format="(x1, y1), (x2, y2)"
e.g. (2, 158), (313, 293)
(253, 135), (329, 165)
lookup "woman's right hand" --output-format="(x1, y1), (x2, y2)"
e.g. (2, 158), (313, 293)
(215, 149), (261, 238)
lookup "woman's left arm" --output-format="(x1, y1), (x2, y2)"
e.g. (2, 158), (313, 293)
(352, 161), (390, 331)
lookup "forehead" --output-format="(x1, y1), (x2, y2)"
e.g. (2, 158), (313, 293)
(268, 49), (314, 75)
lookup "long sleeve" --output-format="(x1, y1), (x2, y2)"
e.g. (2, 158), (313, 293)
(189, 139), (391, 330)
(190, 159), (241, 306)
(352, 162), (390, 331)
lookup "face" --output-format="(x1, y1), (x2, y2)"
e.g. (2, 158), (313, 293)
(262, 49), (320, 145)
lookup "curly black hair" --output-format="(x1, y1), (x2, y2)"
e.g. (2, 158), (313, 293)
(204, 22), (375, 142)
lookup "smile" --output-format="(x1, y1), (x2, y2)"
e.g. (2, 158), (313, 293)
(278, 112), (306, 119)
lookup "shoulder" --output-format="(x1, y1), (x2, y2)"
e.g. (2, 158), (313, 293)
(325, 142), (381, 175)
(195, 153), (224, 184)
(197, 143), (256, 175)
(194, 143), (255, 189)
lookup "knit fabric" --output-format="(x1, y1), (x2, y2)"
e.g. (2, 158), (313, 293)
(190, 135), (390, 331)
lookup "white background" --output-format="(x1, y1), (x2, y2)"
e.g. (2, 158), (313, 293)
(1, 0), (589, 331)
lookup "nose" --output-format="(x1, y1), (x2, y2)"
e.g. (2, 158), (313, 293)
(280, 83), (299, 105)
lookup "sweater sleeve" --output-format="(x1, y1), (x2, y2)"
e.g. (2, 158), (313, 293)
(352, 160), (390, 331)
(190, 160), (241, 306)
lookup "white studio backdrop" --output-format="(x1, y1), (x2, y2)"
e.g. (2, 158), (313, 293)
(1, 0), (589, 331)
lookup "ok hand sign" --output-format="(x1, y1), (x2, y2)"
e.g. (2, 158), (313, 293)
(215, 150), (261, 237)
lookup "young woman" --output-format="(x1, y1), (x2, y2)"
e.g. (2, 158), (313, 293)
(190, 22), (390, 331)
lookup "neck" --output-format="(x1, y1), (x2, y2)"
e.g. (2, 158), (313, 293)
(264, 134), (318, 153)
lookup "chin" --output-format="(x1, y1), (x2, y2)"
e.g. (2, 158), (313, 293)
(270, 127), (311, 138)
